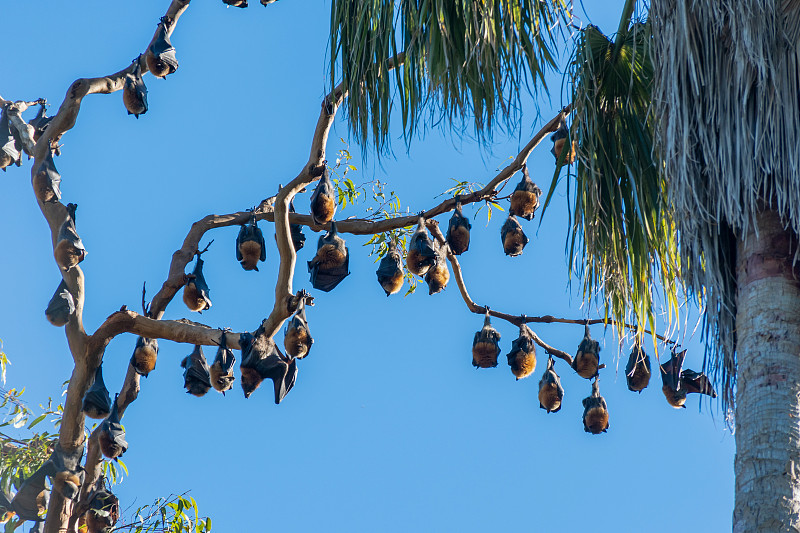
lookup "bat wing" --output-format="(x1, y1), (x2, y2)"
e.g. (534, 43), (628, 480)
(82, 369), (112, 419)
(34, 152), (62, 202)
(258, 354), (297, 404)
(255, 225), (267, 261)
(290, 223), (306, 251)
(213, 347), (236, 374)
(235, 225), (245, 261)
(45, 280), (75, 327)
(681, 370), (717, 397)
(309, 252), (350, 292)
(659, 351), (685, 390)
(150, 28), (179, 71)
(0, 107), (20, 162)
(376, 253), (401, 281)
(11, 465), (49, 521)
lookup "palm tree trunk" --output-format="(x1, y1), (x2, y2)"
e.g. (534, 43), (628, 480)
(734, 209), (800, 532)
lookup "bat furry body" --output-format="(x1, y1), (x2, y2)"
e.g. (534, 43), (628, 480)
(48, 445), (85, 501)
(99, 395), (128, 460)
(240, 323), (298, 403)
(45, 280), (75, 327)
(123, 58), (148, 118)
(551, 120), (576, 164)
(308, 220), (349, 292)
(32, 151), (61, 204)
(424, 240), (449, 294)
(446, 202), (471, 255)
(284, 301), (313, 358)
(210, 330), (236, 394)
(507, 324), (537, 380)
(54, 203), (86, 271)
(183, 255), (212, 312)
(538, 356), (564, 413)
(145, 18), (179, 78)
(82, 364), (112, 420)
(376, 241), (404, 296)
(236, 214), (266, 271)
(472, 313), (501, 368)
(223, 0), (248, 7)
(181, 345), (212, 397)
(501, 215), (528, 257)
(625, 344), (651, 393)
(85, 484), (119, 533)
(572, 330), (600, 379)
(310, 167), (336, 225)
(509, 166), (542, 221)
(582, 380), (609, 434)
(131, 336), (159, 377)
(660, 350), (716, 408)
(406, 217), (437, 276)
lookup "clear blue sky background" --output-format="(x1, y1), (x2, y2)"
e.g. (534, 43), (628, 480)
(1, 1), (734, 531)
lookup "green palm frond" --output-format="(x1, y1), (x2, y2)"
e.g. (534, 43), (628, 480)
(556, 20), (680, 343)
(330, 0), (571, 152)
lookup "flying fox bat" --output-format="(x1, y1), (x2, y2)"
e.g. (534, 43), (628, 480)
(0, 105), (21, 172)
(472, 311), (501, 368)
(509, 165), (542, 221)
(507, 323), (537, 380)
(85, 481), (119, 533)
(289, 199), (306, 251)
(181, 345), (212, 397)
(123, 57), (148, 118)
(625, 342), (651, 393)
(310, 166), (336, 225)
(145, 17), (179, 78)
(424, 239), (450, 295)
(551, 119), (576, 164)
(47, 445), (85, 501)
(376, 240), (404, 296)
(501, 215), (528, 257)
(32, 150), (61, 204)
(446, 201), (471, 255)
(223, 0), (248, 7)
(54, 203), (87, 271)
(210, 329), (236, 394)
(82, 364), (112, 420)
(284, 299), (313, 359)
(236, 212), (266, 271)
(131, 336), (159, 377)
(29, 102), (53, 142)
(308, 220), (350, 292)
(572, 327), (600, 379)
(183, 251), (212, 312)
(240, 324), (297, 403)
(538, 356), (564, 413)
(406, 216), (437, 276)
(45, 280), (75, 327)
(660, 349), (717, 408)
(582, 379), (609, 434)
(9, 464), (49, 521)
(98, 395), (127, 460)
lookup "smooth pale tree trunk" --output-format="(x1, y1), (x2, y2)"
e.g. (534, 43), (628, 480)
(734, 209), (800, 532)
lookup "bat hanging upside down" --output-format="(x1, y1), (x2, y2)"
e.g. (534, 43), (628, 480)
(660, 349), (717, 408)
(538, 356), (564, 413)
(582, 379), (609, 434)
(507, 322), (537, 380)
(235, 211), (266, 271)
(472, 310), (501, 369)
(446, 201), (471, 255)
(625, 341), (651, 393)
(376, 239), (404, 296)
(406, 216), (437, 276)
(509, 164), (542, 221)
(572, 326), (600, 379)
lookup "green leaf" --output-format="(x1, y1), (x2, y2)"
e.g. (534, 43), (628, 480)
(27, 414), (46, 429)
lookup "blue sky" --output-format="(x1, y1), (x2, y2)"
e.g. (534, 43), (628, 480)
(1, 1), (733, 531)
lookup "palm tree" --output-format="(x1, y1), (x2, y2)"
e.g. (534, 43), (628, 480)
(330, 0), (800, 530)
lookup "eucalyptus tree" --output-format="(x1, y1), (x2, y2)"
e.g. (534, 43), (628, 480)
(330, 0), (800, 531)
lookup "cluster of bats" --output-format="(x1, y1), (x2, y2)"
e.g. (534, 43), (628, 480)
(0, 442), (119, 532)
(471, 314), (717, 434)
(7, 70), (718, 526)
